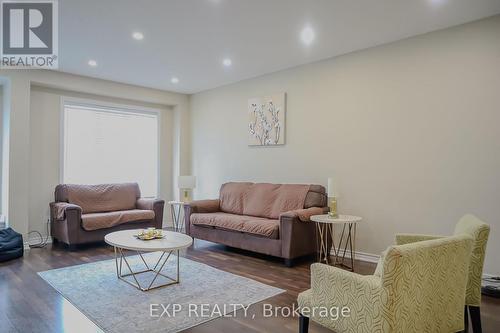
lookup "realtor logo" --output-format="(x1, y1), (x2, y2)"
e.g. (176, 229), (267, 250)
(1, 0), (58, 68)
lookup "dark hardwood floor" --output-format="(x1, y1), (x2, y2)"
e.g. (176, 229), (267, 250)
(1, 239), (499, 333)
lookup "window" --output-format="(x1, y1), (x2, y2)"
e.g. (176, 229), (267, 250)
(62, 101), (159, 197)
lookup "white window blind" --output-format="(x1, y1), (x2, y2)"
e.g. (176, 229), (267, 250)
(62, 102), (159, 197)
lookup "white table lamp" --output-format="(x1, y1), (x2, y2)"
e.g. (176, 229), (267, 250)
(178, 176), (196, 202)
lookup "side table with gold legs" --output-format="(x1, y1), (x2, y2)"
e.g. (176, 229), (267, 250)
(311, 214), (362, 271)
(168, 201), (185, 232)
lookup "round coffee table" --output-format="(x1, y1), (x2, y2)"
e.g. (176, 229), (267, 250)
(105, 229), (193, 291)
(310, 214), (362, 271)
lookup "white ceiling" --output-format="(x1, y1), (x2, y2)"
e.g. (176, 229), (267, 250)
(58, 0), (500, 94)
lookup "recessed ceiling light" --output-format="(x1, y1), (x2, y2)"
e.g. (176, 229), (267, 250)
(88, 59), (97, 67)
(132, 31), (144, 40)
(300, 26), (315, 46)
(171, 77), (179, 84)
(222, 58), (232, 67)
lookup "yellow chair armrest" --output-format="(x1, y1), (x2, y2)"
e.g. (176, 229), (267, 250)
(307, 263), (383, 331)
(310, 263), (381, 305)
(395, 233), (445, 245)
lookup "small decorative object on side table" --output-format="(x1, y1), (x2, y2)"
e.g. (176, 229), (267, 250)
(310, 214), (362, 271)
(168, 201), (185, 232)
(327, 177), (338, 218)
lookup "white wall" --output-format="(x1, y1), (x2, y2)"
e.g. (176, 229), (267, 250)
(0, 70), (190, 237)
(28, 86), (175, 236)
(190, 16), (500, 275)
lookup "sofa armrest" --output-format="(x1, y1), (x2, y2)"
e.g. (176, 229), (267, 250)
(280, 208), (329, 260)
(280, 206), (328, 222)
(136, 198), (165, 228)
(49, 202), (83, 245)
(50, 202), (82, 221)
(184, 199), (220, 213)
(136, 198), (164, 210)
(395, 233), (445, 245)
(183, 199), (220, 235)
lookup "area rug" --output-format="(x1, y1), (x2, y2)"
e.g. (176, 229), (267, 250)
(38, 253), (285, 333)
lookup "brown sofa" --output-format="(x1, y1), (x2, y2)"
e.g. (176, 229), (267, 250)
(184, 182), (328, 266)
(50, 183), (164, 247)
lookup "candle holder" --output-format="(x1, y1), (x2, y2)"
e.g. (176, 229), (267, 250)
(328, 197), (338, 218)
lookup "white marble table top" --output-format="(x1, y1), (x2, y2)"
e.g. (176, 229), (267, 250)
(168, 201), (185, 205)
(311, 214), (362, 224)
(104, 229), (193, 252)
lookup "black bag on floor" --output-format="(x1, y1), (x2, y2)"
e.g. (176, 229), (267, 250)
(0, 227), (24, 262)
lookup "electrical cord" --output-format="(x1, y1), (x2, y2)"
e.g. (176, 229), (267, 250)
(27, 218), (51, 248)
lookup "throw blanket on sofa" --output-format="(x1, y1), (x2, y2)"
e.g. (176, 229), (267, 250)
(56, 183), (140, 214)
(219, 182), (312, 219)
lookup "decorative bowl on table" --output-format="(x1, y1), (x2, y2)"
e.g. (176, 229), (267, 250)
(134, 228), (164, 240)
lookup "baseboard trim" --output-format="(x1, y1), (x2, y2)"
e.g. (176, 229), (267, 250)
(347, 250), (380, 263)
(329, 248), (380, 264)
(328, 247), (499, 279)
(483, 273), (500, 280)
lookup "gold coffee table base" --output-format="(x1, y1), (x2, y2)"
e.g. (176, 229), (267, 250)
(113, 247), (180, 291)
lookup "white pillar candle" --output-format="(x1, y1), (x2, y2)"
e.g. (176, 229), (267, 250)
(327, 177), (336, 197)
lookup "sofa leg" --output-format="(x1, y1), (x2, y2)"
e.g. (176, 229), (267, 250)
(299, 314), (309, 333)
(284, 258), (294, 267)
(469, 306), (482, 333)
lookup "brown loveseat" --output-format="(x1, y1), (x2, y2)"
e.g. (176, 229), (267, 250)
(184, 182), (328, 266)
(50, 183), (164, 247)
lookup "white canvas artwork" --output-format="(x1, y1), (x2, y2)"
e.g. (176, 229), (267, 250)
(248, 93), (286, 146)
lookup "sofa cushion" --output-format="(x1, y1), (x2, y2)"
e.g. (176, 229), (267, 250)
(219, 182), (323, 219)
(81, 209), (155, 231)
(219, 182), (252, 215)
(191, 212), (279, 239)
(304, 185), (327, 208)
(56, 183), (140, 214)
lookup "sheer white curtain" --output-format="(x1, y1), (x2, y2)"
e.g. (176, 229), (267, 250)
(63, 103), (159, 197)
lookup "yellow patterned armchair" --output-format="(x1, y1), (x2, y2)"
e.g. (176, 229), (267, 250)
(297, 234), (473, 333)
(396, 214), (490, 333)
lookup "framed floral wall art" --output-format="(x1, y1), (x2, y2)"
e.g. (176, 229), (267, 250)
(248, 93), (286, 146)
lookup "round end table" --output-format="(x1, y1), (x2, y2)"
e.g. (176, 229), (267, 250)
(310, 214), (362, 271)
